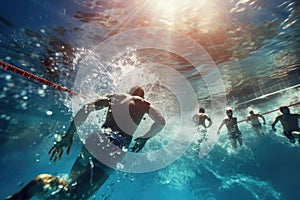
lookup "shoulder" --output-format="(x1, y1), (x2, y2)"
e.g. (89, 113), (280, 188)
(193, 113), (199, 118)
(94, 96), (110, 104)
(132, 96), (151, 108)
(94, 93), (127, 106)
(132, 96), (149, 102)
(107, 93), (128, 100)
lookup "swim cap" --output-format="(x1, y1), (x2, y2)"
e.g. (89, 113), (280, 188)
(129, 86), (145, 98)
(226, 109), (232, 114)
(249, 110), (254, 114)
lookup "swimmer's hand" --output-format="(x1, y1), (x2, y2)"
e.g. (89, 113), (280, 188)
(131, 137), (149, 153)
(48, 135), (73, 161)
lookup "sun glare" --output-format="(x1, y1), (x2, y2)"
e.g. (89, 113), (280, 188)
(148, 0), (206, 19)
(150, 0), (206, 9)
(147, 0), (218, 28)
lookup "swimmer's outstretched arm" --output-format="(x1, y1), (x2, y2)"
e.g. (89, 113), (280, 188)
(259, 114), (266, 124)
(217, 120), (225, 135)
(271, 116), (280, 131)
(49, 97), (110, 161)
(206, 115), (213, 128)
(131, 105), (166, 152)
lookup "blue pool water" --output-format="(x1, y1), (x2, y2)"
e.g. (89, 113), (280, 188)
(1, 0), (300, 199)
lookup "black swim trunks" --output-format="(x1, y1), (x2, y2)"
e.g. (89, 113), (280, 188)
(228, 131), (242, 139)
(105, 132), (129, 149)
(252, 123), (262, 128)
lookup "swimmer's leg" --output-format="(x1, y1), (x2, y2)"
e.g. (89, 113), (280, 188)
(6, 174), (69, 200)
(69, 147), (92, 182)
(68, 165), (110, 200)
(290, 130), (300, 144)
(237, 136), (243, 146)
(298, 133), (300, 145)
(6, 179), (36, 200)
(283, 131), (296, 143)
(289, 138), (296, 143)
(230, 138), (237, 149)
(254, 126), (263, 136)
(69, 158), (87, 182)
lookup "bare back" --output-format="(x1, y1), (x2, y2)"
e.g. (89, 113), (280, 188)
(193, 113), (211, 127)
(97, 94), (150, 138)
(247, 114), (261, 125)
(276, 114), (300, 131)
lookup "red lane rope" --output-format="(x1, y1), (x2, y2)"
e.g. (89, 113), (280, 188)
(0, 60), (87, 98)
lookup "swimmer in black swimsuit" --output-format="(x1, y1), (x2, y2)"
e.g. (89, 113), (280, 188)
(272, 106), (300, 144)
(217, 109), (243, 149)
(6, 86), (166, 200)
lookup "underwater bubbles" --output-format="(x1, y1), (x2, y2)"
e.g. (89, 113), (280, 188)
(46, 110), (53, 115)
(72, 27), (227, 173)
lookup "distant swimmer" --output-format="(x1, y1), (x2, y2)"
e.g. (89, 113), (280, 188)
(193, 107), (212, 143)
(6, 86), (166, 200)
(272, 106), (300, 144)
(217, 109), (242, 149)
(246, 110), (266, 136)
(193, 107), (212, 130)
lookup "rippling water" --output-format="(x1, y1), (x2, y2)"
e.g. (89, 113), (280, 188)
(0, 0), (300, 199)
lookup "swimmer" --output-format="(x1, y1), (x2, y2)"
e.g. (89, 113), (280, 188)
(192, 107), (212, 130)
(6, 86), (166, 200)
(217, 109), (243, 149)
(246, 110), (266, 136)
(193, 107), (212, 142)
(272, 106), (300, 144)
